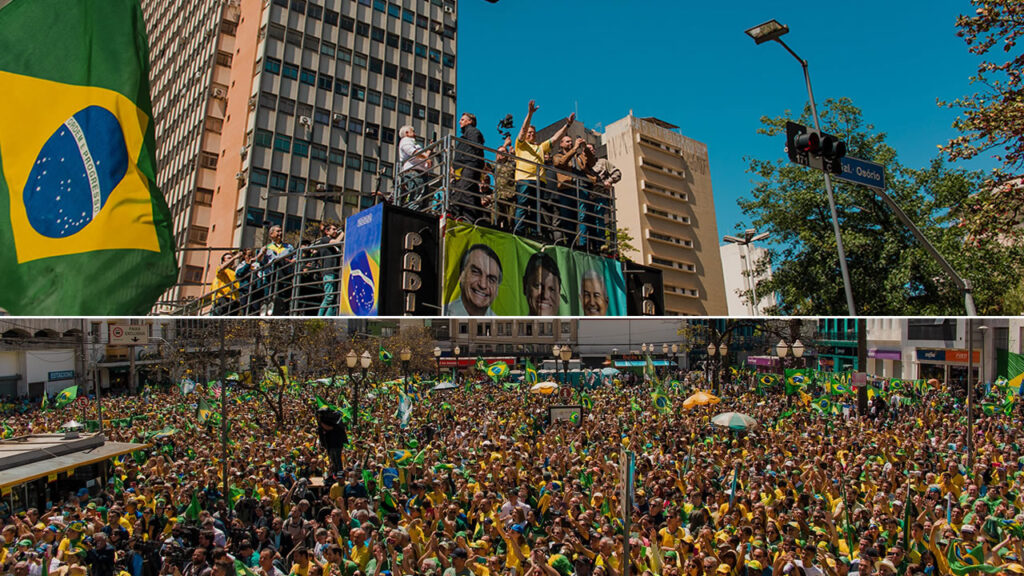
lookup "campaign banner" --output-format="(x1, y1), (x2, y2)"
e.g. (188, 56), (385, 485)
(340, 203), (384, 316)
(443, 221), (626, 316)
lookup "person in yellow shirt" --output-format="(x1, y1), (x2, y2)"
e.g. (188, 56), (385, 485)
(512, 100), (574, 238)
(289, 547), (313, 576)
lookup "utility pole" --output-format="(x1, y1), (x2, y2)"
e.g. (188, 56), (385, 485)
(966, 319), (974, 472)
(219, 321), (228, 500)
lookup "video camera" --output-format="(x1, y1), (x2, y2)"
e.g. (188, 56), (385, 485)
(497, 114), (514, 140)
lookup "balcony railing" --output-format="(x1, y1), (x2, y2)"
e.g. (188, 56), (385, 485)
(158, 135), (620, 316)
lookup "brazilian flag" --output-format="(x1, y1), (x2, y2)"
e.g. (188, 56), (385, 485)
(379, 347), (392, 365)
(0, 0), (177, 314)
(485, 361), (509, 383)
(784, 369), (806, 395)
(54, 385), (78, 408)
(524, 359), (538, 385)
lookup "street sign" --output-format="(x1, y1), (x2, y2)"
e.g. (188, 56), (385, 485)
(837, 156), (886, 190)
(109, 324), (149, 346)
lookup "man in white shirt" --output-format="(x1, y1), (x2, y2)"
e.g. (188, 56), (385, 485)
(397, 125), (433, 210)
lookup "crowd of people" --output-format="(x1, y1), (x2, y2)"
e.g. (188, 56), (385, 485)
(4, 364), (1021, 576)
(397, 104), (622, 254)
(209, 222), (343, 317)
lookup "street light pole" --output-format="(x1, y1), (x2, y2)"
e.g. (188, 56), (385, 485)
(723, 229), (771, 315)
(746, 20), (856, 316)
(433, 346), (442, 381)
(967, 320), (975, 471)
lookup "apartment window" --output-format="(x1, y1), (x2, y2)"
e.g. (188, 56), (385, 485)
(428, 77), (441, 93)
(221, 20), (237, 36)
(282, 63), (299, 79)
(273, 134), (292, 152)
(303, 36), (319, 51)
(399, 68), (412, 83)
(413, 104), (425, 119)
(286, 29), (302, 46)
(270, 172), (288, 190)
(356, 22), (370, 37)
(346, 153), (361, 170)
(383, 62), (398, 79)
(441, 113), (453, 129)
(347, 118), (363, 133)
(288, 177), (306, 193)
(215, 51), (233, 67)
(386, 32), (400, 48)
(371, 26), (385, 42)
(353, 52), (368, 68)
(199, 151), (218, 169)
(363, 157), (377, 173)
(459, 322), (468, 335)
(290, 0), (305, 13)
(205, 117), (223, 133)
(428, 48), (440, 63)
(561, 323), (571, 335)
(296, 68), (314, 86)
(442, 53), (455, 67)
(250, 168), (269, 186)
(372, 0), (386, 11)
(320, 43), (336, 58)
(279, 98), (295, 116)
(416, 14), (427, 28)
(413, 73), (426, 88)
(380, 160), (393, 176)
(268, 23), (285, 40)
(427, 108), (439, 123)
(314, 108), (331, 124)
(259, 91), (277, 109)
(188, 225), (209, 244)
(369, 57), (383, 74)
(402, 9), (414, 24)
(401, 37), (413, 52)
(292, 140), (310, 157)
(311, 144), (328, 161)
(334, 79), (349, 95)
(351, 85), (365, 101)
(308, 3), (322, 18)
(337, 48), (352, 63)
(329, 149), (345, 165)
(397, 100), (411, 114)
(194, 188), (214, 206)
(264, 57), (281, 74)
(367, 90), (381, 105)
(183, 265), (204, 284)
(324, 9), (338, 25)
(339, 15), (354, 31)
(382, 94), (396, 110)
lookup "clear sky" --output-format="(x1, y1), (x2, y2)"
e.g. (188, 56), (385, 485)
(455, 0), (995, 246)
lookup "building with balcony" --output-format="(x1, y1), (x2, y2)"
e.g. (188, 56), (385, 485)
(602, 114), (727, 315)
(142, 0), (458, 306)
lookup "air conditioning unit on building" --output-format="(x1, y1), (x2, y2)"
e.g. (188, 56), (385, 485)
(235, 171), (246, 181)
(299, 115), (313, 126)
(443, 5), (453, 14)
(212, 87), (226, 99)
(333, 113), (343, 122)
(239, 146), (248, 158)
(432, 23), (444, 33)
(316, 183), (327, 192)
(248, 96), (257, 110)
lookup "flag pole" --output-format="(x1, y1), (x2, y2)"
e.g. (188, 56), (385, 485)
(219, 321), (228, 501)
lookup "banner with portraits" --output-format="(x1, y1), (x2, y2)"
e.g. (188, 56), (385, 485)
(443, 221), (626, 316)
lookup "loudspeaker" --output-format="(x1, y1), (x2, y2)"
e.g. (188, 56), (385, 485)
(379, 204), (440, 316)
(623, 262), (664, 316)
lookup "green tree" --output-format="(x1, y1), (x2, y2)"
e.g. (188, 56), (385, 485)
(940, 0), (1024, 242)
(740, 97), (1022, 315)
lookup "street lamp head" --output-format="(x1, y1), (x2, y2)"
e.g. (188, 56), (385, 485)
(792, 339), (805, 358)
(552, 344), (561, 358)
(345, 350), (357, 368)
(751, 232), (771, 243)
(662, 343), (669, 355)
(775, 339), (789, 358)
(560, 346), (572, 362)
(642, 343), (648, 353)
(360, 351), (372, 369)
(453, 346), (460, 356)
(400, 347), (412, 362)
(671, 343), (679, 354)
(718, 343), (728, 357)
(745, 19), (789, 45)
(706, 343), (716, 357)
(433, 346), (442, 358)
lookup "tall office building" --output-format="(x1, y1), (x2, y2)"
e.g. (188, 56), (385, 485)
(142, 0), (458, 304)
(603, 114), (727, 315)
(719, 242), (776, 315)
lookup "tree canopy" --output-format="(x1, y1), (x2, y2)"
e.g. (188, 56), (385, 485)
(739, 97), (1023, 315)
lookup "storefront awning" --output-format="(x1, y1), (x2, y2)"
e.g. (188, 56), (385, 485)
(0, 441), (146, 490)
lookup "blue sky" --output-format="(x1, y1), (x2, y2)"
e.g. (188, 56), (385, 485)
(456, 0), (994, 245)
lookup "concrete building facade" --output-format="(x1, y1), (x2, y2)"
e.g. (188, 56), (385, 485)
(142, 0), (458, 305)
(603, 114), (727, 315)
(719, 242), (775, 316)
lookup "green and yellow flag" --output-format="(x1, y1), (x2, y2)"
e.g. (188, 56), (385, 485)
(54, 385), (77, 409)
(0, 0), (177, 314)
(524, 359), (538, 385)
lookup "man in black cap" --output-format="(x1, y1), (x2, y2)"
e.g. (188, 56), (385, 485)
(316, 405), (347, 477)
(443, 547), (472, 576)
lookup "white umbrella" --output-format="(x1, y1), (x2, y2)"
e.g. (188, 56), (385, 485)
(530, 381), (559, 395)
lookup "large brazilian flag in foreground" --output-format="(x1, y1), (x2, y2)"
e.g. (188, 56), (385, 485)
(0, 0), (177, 314)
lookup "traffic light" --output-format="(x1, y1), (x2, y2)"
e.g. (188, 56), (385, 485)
(785, 121), (846, 175)
(819, 132), (847, 175)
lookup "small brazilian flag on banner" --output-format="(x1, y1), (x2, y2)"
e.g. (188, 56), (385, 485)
(0, 0), (177, 314)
